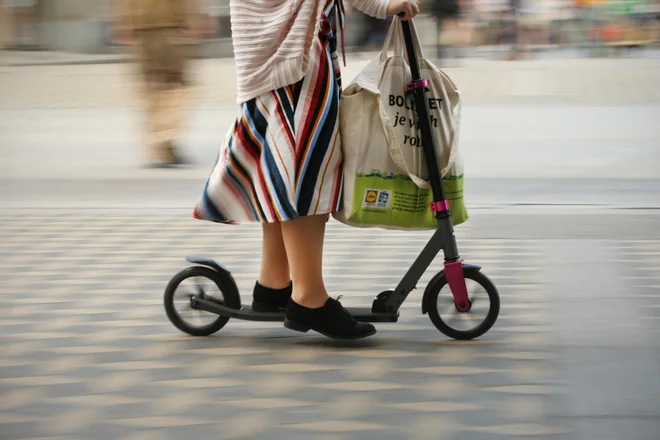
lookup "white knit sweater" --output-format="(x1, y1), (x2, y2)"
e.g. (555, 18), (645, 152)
(230, 0), (390, 104)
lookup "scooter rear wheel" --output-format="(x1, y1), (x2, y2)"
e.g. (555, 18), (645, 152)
(164, 266), (240, 336)
(427, 268), (500, 340)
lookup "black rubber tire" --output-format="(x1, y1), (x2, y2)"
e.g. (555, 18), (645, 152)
(164, 266), (240, 336)
(427, 268), (500, 340)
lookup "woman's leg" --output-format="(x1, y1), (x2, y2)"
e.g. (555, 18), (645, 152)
(259, 222), (291, 289)
(251, 222), (292, 312)
(280, 214), (329, 308)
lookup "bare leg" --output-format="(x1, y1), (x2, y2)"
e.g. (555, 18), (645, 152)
(280, 215), (329, 308)
(259, 222), (291, 289)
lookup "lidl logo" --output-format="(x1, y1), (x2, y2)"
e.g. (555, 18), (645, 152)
(363, 189), (391, 209)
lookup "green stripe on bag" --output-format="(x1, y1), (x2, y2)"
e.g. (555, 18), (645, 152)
(347, 171), (467, 229)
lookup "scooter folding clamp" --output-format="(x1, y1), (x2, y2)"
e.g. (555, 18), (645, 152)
(405, 79), (429, 92)
(429, 200), (450, 213)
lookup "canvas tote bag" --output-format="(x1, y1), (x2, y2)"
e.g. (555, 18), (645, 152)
(333, 17), (466, 230)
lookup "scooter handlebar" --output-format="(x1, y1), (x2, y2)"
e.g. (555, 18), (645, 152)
(395, 14), (422, 81)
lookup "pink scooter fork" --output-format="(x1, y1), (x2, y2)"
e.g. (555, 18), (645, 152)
(429, 201), (471, 313)
(444, 260), (471, 312)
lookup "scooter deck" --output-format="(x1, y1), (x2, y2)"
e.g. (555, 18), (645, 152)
(192, 297), (399, 323)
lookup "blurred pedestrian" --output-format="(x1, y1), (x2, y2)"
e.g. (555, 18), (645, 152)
(575, 0), (608, 55)
(505, 0), (522, 59)
(114, 0), (211, 168)
(2, 0), (40, 50)
(0, 3), (13, 64)
(193, 0), (420, 340)
(430, 0), (462, 61)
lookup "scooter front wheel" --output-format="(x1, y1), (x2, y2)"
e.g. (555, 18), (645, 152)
(164, 266), (240, 336)
(426, 268), (500, 340)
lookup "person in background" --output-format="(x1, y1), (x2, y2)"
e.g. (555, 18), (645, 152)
(114, 0), (211, 168)
(505, 0), (522, 59)
(2, 0), (40, 50)
(430, 0), (462, 61)
(575, 0), (607, 56)
(0, 3), (13, 64)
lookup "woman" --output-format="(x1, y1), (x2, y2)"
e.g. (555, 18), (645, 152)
(193, 0), (420, 340)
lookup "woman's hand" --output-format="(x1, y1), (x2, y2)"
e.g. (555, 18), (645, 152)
(387, 0), (420, 20)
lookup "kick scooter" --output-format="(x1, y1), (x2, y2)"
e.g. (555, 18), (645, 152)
(163, 19), (500, 341)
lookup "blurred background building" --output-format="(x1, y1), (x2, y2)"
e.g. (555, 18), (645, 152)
(1, 0), (658, 58)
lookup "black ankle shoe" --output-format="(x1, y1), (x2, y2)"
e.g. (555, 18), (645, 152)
(251, 281), (292, 312)
(284, 297), (377, 340)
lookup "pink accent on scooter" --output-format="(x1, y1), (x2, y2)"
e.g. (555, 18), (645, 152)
(430, 200), (450, 213)
(444, 260), (470, 312)
(406, 79), (429, 91)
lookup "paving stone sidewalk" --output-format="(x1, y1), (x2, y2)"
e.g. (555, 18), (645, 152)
(2, 213), (660, 439)
(0, 214), (560, 440)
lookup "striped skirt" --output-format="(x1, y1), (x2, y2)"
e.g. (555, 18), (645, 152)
(193, 8), (344, 225)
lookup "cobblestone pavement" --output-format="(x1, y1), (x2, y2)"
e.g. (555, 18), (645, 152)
(2, 213), (660, 440)
(1, 56), (660, 110)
